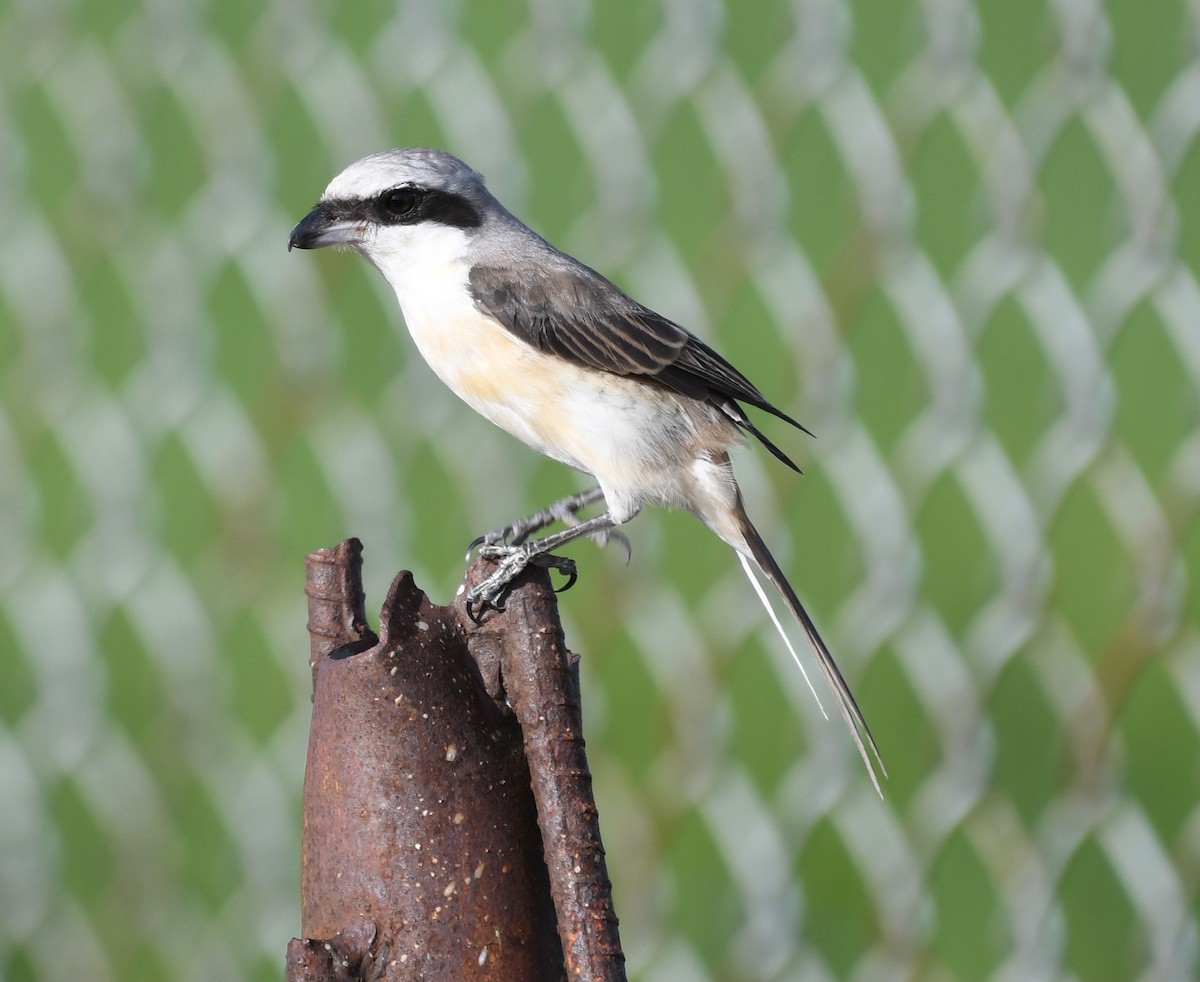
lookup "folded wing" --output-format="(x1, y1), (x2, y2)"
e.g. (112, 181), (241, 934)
(470, 260), (809, 471)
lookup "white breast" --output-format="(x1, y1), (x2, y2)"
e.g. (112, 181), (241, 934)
(375, 227), (575, 460)
(368, 224), (741, 523)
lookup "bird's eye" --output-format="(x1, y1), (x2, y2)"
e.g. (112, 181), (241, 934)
(380, 186), (420, 219)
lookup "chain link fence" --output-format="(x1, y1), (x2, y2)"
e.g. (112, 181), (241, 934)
(2, 0), (1198, 979)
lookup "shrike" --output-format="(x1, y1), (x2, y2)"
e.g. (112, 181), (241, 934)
(290, 147), (883, 789)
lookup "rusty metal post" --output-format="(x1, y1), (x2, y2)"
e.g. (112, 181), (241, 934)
(461, 560), (626, 981)
(286, 540), (625, 982)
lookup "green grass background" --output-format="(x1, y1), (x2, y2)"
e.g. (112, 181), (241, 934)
(1, 0), (1198, 979)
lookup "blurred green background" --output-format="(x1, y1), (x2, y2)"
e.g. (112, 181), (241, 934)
(2, 0), (1198, 979)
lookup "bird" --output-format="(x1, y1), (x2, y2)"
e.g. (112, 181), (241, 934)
(289, 147), (884, 791)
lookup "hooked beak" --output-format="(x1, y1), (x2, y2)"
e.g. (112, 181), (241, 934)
(288, 202), (367, 251)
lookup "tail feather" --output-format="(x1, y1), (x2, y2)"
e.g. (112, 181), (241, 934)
(733, 499), (886, 795)
(736, 552), (826, 718)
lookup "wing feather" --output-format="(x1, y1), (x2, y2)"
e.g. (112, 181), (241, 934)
(469, 261), (809, 468)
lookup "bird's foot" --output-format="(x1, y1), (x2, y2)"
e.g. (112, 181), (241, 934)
(465, 545), (578, 621)
(464, 505), (621, 621)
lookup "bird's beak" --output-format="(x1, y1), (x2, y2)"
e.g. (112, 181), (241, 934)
(288, 202), (367, 251)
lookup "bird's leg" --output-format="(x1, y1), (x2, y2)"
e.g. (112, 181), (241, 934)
(466, 511), (619, 620)
(467, 487), (608, 553)
(467, 486), (630, 561)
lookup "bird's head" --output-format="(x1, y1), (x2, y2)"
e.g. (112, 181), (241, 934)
(288, 148), (495, 273)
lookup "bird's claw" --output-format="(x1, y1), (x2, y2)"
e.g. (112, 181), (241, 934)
(465, 529), (507, 560)
(590, 528), (632, 564)
(465, 546), (579, 622)
(543, 553), (578, 593)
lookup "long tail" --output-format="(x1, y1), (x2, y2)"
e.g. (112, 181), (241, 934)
(732, 496), (886, 795)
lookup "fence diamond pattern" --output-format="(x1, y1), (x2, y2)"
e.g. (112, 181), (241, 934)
(1, 0), (1198, 979)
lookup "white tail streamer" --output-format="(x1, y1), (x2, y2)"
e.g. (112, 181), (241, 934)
(730, 499), (886, 797)
(737, 552), (827, 720)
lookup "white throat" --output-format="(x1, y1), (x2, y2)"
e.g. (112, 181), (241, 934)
(362, 222), (474, 299)
(361, 223), (491, 407)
